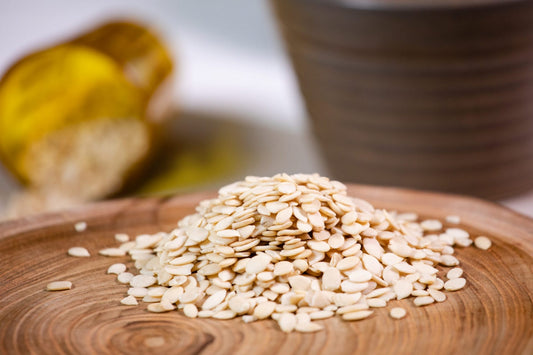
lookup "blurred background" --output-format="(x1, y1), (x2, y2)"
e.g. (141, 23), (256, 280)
(0, 0), (532, 219)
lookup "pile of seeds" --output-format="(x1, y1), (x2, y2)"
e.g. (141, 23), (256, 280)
(104, 173), (488, 332)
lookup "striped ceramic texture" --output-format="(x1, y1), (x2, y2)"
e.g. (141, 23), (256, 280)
(271, 0), (533, 199)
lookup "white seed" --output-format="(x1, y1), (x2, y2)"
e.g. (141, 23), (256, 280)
(121, 295), (138, 306)
(349, 270), (373, 283)
(445, 215), (461, 224)
(413, 296), (434, 307)
(107, 263), (127, 275)
(474, 236), (492, 250)
(428, 288), (447, 302)
(278, 312), (297, 332)
(322, 267), (341, 291)
(68, 247), (90, 257)
(288, 275), (311, 291)
(446, 228), (469, 239)
(46, 281), (72, 291)
(309, 310), (334, 320)
(130, 275), (156, 288)
(99, 248), (126, 257)
(117, 272), (134, 284)
(74, 222), (87, 232)
(202, 289), (227, 310)
(366, 298), (387, 308)
(342, 310), (373, 321)
(295, 322), (323, 332)
(246, 254), (272, 274)
(446, 267), (463, 279)
(253, 301), (276, 319)
(389, 307), (406, 319)
(274, 261), (294, 276)
(115, 233), (130, 243)
(420, 220), (442, 231)
(440, 255), (459, 266)
(444, 278), (466, 291)
(308, 240), (330, 252)
(183, 304), (198, 318)
(128, 287), (148, 298)
(147, 303), (170, 313)
(229, 296), (250, 314)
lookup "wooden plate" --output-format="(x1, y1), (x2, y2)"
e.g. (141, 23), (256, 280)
(1, 185), (532, 354)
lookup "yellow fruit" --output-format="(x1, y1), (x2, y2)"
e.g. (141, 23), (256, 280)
(0, 21), (173, 201)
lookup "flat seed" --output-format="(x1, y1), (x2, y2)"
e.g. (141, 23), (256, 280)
(254, 301), (276, 319)
(444, 278), (466, 291)
(445, 215), (461, 224)
(446, 228), (469, 239)
(366, 298), (386, 308)
(99, 248), (126, 257)
(309, 310), (334, 320)
(428, 288), (447, 302)
(474, 236), (492, 250)
(389, 307), (406, 319)
(276, 207), (293, 224)
(382, 253), (403, 266)
(336, 256), (359, 271)
(349, 270), (372, 283)
(420, 220), (443, 231)
(322, 267), (341, 291)
(274, 261), (294, 276)
(229, 296), (250, 314)
(46, 281), (72, 291)
(117, 272), (134, 284)
(147, 303), (170, 313)
(130, 275), (156, 288)
(128, 287), (148, 298)
(212, 309), (236, 319)
(74, 222), (87, 232)
(121, 295), (138, 306)
(202, 290), (227, 310)
(446, 267), (463, 279)
(246, 254), (272, 274)
(68, 247), (90, 257)
(362, 254), (383, 276)
(414, 296), (434, 307)
(308, 241), (330, 252)
(296, 322), (323, 332)
(115, 233), (130, 243)
(342, 310), (373, 321)
(107, 263), (127, 275)
(278, 313), (297, 332)
(183, 304), (199, 318)
(170, 254), (197, 265)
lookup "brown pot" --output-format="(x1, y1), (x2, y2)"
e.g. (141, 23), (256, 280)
(271, 0), (533, 199)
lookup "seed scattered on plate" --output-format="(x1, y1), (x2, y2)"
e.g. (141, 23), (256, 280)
(444, 278), (466, 291)
(107, 263), (127, 275)
(74, 222), (87, 232)
(446, 267), (463, 279)
(68, 247), (90, 257)
(99, 248), (126, 257)
(389, 307), (406, 319)
(115, 233), (130, 243)
(46, 281), (72, 291)
(445, 215), (461, 224)
(121, 295), (138, 306)
(117, 272), (134, 284)
(474, 236), (492, 250)
(81, 173), (491, 332)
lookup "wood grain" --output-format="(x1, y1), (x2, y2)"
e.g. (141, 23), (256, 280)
(0, 185), (532, 355)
